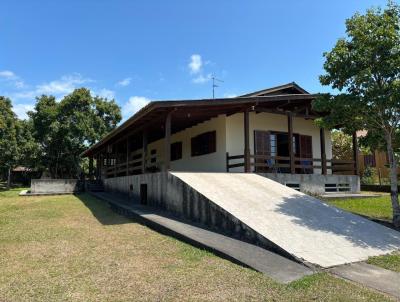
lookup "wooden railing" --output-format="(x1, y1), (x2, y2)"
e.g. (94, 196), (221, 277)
(226, 152), (357, 175)
(105, 153), (159, 178)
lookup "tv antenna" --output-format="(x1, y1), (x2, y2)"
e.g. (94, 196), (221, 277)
(212, 76), (224, 99)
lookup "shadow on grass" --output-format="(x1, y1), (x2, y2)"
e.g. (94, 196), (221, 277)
(76, 193), (134, 225)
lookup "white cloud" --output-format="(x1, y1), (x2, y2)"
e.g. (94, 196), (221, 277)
(223, 93), (237, 98)
(192, 73), (211, 84)
(122, 96), (150, 120)
(0, 70), (16, 79)
(36, 73), (92, 95)
(117, 77), (131, 87)
(94, 88), (115, 99)
(12, 103), (34, 120)
(188, 54), (202, 74)
(0, 70), (25, 88)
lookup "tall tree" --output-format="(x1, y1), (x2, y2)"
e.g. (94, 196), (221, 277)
(29, 88), (121, 178)
(313, 2), (400, 227)
(0, 97), (19, 188)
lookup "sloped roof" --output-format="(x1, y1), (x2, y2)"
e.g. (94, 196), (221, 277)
(239, 82), (309, 97)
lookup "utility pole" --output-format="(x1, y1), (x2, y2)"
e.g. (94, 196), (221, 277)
(212, 76), (223, 99)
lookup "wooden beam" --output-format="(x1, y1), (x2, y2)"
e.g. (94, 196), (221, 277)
(287, 113), (295, 174)
(253, 106), (319, 119)
(164, 111), (172, 171)
(244, 108), (251, 173)
(320, 128), (327, 175)
(352, 132), (359, 176)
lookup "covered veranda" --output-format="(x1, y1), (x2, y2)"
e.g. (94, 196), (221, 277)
(82, 94), (359, 180)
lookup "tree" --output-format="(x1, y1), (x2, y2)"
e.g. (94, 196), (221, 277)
(29, 88), (121, 178)
(331, 131), (353, 160)
(0, 97), (19, 188)
(313, 2), (400, 227)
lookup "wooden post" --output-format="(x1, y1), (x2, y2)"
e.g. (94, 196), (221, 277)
(142, 130), (148, 174)
(352, 132), (359, 176)
(244, 108), (251, 173)
(89, 156), (94, 180)
(320, 128), (327, 175)
(164, 111), (172, 172)
(113, 144), (117, 177)
(126, 137), (129, 176)
(226, 152), (229, 172)
(287, 112), (295, 174)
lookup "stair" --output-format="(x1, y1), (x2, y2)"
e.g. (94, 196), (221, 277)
(86, 180), (104, 192)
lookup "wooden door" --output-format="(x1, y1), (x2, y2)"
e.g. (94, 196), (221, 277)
(254, 130), (271, 172)
(298, 135), (313, 173)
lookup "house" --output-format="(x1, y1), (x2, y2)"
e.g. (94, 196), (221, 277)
(79, 83), (400, 269)
(82, 82), (360, 195)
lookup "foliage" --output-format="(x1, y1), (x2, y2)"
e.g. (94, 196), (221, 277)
(361, 166), (377, 185)
(331, 131), (353, 160)
(313, 1), (400, 226)
(28, 88), (121, 178)
(0, 97), (19, 178)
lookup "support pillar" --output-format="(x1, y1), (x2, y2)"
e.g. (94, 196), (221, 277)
(287, 112), (295, 174)
(244, 108), (251, 173)
(320, 128), (327, 175)
(352, 132), (359, 176)
(126, 137), (129, 176)
(89, 156), (94, 180)
(142, 131), (148, 174)
(164, 112), (172, 172)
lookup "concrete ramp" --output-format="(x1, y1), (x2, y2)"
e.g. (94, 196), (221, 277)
(171, 172), (400, 268)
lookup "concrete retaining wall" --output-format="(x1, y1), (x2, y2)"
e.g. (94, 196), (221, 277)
(259, 173), (360, 195)
(103, 173), (291, 257)
(30, 179), (81, 193)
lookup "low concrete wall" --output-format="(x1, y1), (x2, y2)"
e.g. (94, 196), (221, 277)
(259, 173), (360, 195)
(31, 179), (81, 193)
(103, 173), (291, 257)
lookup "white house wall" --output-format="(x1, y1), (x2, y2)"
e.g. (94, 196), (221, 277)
(225, 112), (332, 173)
(145, 114), (227, 172)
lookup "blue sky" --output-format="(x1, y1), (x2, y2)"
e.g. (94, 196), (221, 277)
(0, 0), (389, 120)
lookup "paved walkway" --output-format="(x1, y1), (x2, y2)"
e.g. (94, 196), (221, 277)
(172, 172), (400, 267)
(90, 191), (313, 283)
(330, 262), (400, 299)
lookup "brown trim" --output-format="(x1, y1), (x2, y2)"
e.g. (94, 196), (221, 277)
(287, 113), (295, 174)
(244, 108), (250, 172)
(320, 128), (327, 175)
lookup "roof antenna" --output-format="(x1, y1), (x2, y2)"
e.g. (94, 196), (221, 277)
(212, 75), (224, 99)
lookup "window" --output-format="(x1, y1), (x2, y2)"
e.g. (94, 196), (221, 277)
(191, 131), (216, 156)
(171, 142), (182, 161)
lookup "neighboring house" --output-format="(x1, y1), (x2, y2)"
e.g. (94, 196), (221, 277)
(359, 150), (394, 179)
(356, 131), (398, 180)
(82, 83), (360, 195)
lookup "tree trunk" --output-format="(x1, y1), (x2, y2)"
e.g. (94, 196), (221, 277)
(6, 167), (11, 189)
(386, 133), (400, 228)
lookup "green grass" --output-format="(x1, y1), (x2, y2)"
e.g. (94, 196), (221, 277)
(367, 252), (400, 273)
(326, 196), (393, 221)
(326, 195), (400, 274)
(0, 189), (395, 301)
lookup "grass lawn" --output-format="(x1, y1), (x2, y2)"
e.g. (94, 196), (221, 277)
(326, 195), (393, 221)
(326, 195), (400, 274)
(0, 189), (395, 301)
